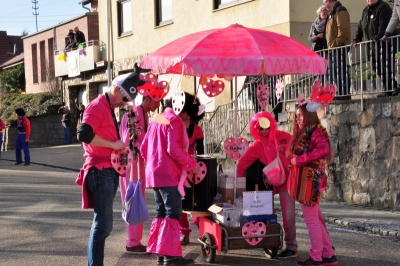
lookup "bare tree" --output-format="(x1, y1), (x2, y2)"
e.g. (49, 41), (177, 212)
(41, 60), (61, 96)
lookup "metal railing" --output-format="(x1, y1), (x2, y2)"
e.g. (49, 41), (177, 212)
(202, 36), (400, 156)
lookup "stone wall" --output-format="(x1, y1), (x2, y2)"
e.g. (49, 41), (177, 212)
(280, 97), (400, 211)
(2, 115), (73, 150)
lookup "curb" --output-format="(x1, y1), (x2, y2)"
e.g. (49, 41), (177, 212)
(294, 210), (400, 240)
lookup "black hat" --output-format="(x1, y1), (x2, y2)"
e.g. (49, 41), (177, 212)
(112, 63), (151, 101)
(15, 108), (25, 116)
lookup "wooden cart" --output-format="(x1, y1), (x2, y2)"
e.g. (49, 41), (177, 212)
(195, 214), (283, 263)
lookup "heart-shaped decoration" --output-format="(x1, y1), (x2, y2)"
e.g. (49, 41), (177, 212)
(111, 147), (134, 176)
(256, 84), (270, 110)
(202, 79), (225, 98)
(148, 81), (170, 102)
(275, 77), (284, 100)
(172, 90), (186, 115)
(140, 73), (158, 85)
(242, 222), (267, 246)
(186, 162), (207, 184)
(223, 137), (249, 161)
(310, 81), (336, 107)
(138, 82), (155, 96)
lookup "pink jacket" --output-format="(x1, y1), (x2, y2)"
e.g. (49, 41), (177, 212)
(237, 130), (291, 193)
(293, 128), (330, 190)
(140, 108), (197, 188)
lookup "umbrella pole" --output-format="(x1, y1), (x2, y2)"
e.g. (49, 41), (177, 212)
(234, 76), (238, 201)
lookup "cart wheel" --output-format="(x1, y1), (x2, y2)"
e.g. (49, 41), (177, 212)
(264, 247), (278, 259)
(201, 233), (216, 263)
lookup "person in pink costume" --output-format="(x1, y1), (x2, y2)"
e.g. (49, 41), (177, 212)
(288, 104), (338, 266)
(119, 96), (161, 254)
(176, 97), (205, 245)
(119, 95), (162, 254)
(140, 92), (199, 266)
(237, 111), (298, 259)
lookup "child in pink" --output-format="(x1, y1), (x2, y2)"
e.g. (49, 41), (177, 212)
(140, 92), (199, 266)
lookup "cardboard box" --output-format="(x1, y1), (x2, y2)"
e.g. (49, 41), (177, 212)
(208, 203), (238, 227)
(218, 176), (246, 202)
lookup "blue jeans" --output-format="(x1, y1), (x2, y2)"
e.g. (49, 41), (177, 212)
(328, 48), (350, 96)
(153, 187), (182, 220)
(0, 132), (3, 158)
(63, 125), (71, 144)
(86, 167), (119, 266)
(15, 134), (30, 164)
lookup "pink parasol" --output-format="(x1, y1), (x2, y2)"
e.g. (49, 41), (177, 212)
(140, 24), (327, 77)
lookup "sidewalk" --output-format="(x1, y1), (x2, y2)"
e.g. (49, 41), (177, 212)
(1, 144), (399, 240)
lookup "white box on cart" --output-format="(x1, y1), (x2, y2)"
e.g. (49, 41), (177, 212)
(208, 203), (238, 227)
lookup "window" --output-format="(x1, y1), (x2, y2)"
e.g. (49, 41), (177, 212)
(47, 38), (55, 80)
(118, 0), (132, 36)
(213, 0), (253, 10)
(155, 0), (172, 27)
(40, 41), (46, 82)
(32, 44), (38, 84)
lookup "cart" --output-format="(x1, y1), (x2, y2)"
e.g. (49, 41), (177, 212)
(196, 214), (283, 263)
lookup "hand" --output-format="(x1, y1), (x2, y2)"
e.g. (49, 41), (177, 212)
(291, 156), (297, 165)
(192, 162), (200, 174)
(352, 42), (358, 48)
(381, 35), (388, 42)
(178, 184), (186, 197)
(317, 33), (323, 39)
(112, 140), (126, 150)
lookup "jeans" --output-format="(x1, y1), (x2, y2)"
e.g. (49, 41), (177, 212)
(15, 134), (30, 164)
(153, 186), (182, 220)
(63, 125), (71, 144)
(328, 47), (350, 96)
(86, 167), (119, 266)
(0, 132), (3, 158)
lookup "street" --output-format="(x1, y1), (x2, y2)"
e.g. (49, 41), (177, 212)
(0, 157), (399, 266)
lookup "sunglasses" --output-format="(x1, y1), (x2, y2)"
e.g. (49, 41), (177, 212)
(259, 127), (270, 131)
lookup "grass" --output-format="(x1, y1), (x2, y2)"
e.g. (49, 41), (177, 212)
(0, 92), (62, 126)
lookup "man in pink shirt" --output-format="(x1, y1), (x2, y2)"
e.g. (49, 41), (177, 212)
(76, 64), (149, 266)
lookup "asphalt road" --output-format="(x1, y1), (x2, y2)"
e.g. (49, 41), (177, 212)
(0, 157), (399, 266)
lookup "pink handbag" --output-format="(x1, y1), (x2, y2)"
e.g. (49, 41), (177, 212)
(262, 140), (287, 187)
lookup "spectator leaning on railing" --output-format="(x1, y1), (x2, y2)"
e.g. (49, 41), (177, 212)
(382, 0), (400, 95)
(352, 0), (395, 94)
(324, 0), (351, 97)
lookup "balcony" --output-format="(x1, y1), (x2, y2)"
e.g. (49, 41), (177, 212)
(54, 40), (106, 77)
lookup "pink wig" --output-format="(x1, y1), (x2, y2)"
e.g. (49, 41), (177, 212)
(249, 111), (278, 141)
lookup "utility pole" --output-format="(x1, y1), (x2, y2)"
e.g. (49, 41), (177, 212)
(32, 0), (39, 32)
